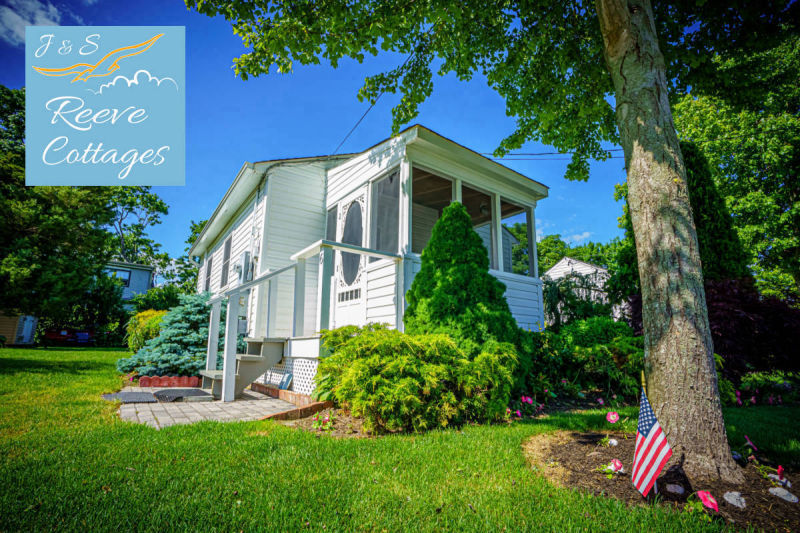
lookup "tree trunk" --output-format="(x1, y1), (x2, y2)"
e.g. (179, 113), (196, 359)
(595, 0), (743, 483)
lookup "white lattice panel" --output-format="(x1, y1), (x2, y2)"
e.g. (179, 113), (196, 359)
(256, 357), (319, 396)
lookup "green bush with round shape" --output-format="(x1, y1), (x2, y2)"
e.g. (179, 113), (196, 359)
(314, 325), (516, 434)
(558, 316), (633, 348)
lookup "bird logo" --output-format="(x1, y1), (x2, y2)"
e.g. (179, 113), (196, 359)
(32, 34), (164, 83)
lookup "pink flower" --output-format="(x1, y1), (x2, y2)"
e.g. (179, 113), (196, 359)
(561, 379), (567, 384)
(597, 398), (604, 405)
(778, 395), (783, 404)
(515, 410), (522, 418)
(506, 407), (511, 414)
(777, 465), (785, 480)
(544, 389), (548, 394)
(606, 411), (619, 424)
(750, 396), (756, 405)
(526, 397), (534, 405)
(736, 398), (742, 406)
(696, 491), (718, 512)
(768, 395), (774, 405)
(609, 459), (623, 472)
(744, 435), (758, 451)
(612, 394), (617, 400)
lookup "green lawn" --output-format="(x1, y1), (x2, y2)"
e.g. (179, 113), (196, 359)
(1, 348), (797, 532)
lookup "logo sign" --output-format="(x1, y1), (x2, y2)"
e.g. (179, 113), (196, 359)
(25, 26), (185, 186)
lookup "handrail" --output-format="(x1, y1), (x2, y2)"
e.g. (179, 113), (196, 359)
(208, 262), (296, 304)
(291, 239), (401, 262)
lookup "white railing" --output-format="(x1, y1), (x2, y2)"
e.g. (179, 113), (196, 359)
(206, 239), (402, 402)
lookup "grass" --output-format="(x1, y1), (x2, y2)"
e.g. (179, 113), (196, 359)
(1, 347), (798, 532)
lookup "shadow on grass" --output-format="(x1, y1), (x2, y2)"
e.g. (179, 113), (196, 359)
(0, 357), (109, 375)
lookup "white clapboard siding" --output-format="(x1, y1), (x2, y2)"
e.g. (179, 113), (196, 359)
(202, 191), (260, 299)
(365, 260), (397, 326)
(260, 163), (327, 337)
(492, 270), (544, 331)
(326, 141), (405, 208)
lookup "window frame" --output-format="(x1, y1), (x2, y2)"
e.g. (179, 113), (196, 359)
(220, 236), (232, 288)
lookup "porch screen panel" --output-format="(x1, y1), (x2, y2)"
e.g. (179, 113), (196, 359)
(499, 199), (526, 274)
(370, 170), (399, 261)
(411, 167), (452, 254)
(462, 185), (495, 269)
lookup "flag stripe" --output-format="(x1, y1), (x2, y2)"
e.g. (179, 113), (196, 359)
(634, 437), (668, 488)
(637, 446), (673, 496)
(632, 427), (664, 484)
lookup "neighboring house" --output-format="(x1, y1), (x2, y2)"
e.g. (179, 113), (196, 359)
(543, 256), (625, 318)
(0, 314), (37, 345)
(190, 125), (549, 400)
(105, 261), (155, 306)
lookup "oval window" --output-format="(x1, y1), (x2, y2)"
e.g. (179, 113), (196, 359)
(341, 201), (362, 285)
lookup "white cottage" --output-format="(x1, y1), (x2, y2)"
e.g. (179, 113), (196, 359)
(190, 125), (548, 401)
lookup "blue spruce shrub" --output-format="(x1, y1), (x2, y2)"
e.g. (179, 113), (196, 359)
(117, 292), (240, 376)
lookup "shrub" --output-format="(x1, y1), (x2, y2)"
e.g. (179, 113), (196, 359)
(314, 325), (516, 434)
(116, 292), (240, 376)
(738, 371), (798, 406)
(515, 318), (644, 401)
(558, 316), (632, 348)
(125, 309), (167, 353)
(404, 202), (519, 354)
(131, 284), (183, 313)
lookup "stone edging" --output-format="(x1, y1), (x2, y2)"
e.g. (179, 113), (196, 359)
(249, 382), (333, 420)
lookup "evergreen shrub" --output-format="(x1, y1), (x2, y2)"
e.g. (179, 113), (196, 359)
(125, 309), (167, 353)
(404, 202), (519, 354)
(314, 325), (516, 434)
(116, 292), (237, 376)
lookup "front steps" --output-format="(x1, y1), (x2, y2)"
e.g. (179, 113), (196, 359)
(200, 337), (285, 399)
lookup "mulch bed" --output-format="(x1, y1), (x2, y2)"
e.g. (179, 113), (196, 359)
(524, 430), (799, 532)
(283, 408), (371, 438)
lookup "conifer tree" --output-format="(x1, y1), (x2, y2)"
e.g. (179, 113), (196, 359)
(404, 203), (518, 354)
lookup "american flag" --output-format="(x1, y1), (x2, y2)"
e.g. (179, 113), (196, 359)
(632, 388), (672, 497)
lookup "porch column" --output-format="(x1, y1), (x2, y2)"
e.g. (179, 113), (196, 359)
(399, 156), (412, 255)
(265, 278), (279, 337)
(492, 193), (503, 271)
(394, 258), (404, 331)
(316, 247), (334, 331)
(221, 291), (240, 402)
(526, 204), (539, 277)
(205, 299), (221, 371)
(452, 178), (462, 203)
(293, 259), (305, 337)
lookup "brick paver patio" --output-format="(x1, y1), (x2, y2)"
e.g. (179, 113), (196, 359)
(117, 387), (296, 429)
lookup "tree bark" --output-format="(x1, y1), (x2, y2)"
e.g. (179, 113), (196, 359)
(595, 0), (743, 483)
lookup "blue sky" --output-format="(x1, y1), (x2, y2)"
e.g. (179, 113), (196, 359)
(1, 0), (627, 258)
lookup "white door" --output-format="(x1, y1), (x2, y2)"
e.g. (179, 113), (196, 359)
(333, 190), (367, 328)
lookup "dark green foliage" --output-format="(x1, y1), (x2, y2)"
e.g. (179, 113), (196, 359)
(683, 141), (751, 281)
(558, 316), (633, 348)
(131, 285), (183, 313)
(516, 319), (643, 401)
(35, 275), (129, 346)
(117, 292), (227, 376)
(315, 325), (516, 434)
(542, 273), (612, 331)
(404, 203), (518, 354)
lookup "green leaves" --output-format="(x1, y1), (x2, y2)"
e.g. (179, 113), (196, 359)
(315, 326), (516, 434)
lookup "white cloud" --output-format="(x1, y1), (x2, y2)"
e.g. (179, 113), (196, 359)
(565, 231), (592, 244)
(88, 69), (179, 96)
(0, 0), (61, 47)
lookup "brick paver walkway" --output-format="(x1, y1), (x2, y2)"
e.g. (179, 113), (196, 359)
(117, 387), (295, 429)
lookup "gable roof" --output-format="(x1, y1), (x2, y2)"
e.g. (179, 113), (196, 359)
(543, 256), (608, 279)
(190, 125), (549, 257)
